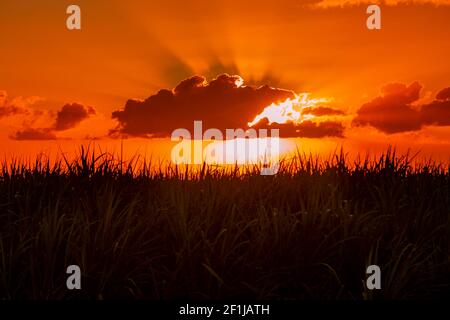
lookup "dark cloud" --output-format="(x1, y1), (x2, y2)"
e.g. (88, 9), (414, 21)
(352, 82), (450, 134)
(10, 128), (57, 141)
(111, 74), (295, 137)
(0, 90), (30, 118)
(251, 118), (345, 138)
(9, 103), (96, 140)
(301, 106), (345, 116)
(296, 120), (345, 138)
(0, 105), (26, 118)
(54, 103), (95, 131)
(436, 87), (450, 101)
(421, 90), (450, 126)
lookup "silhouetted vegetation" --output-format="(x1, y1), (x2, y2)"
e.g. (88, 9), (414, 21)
(0, 147), (448, 299)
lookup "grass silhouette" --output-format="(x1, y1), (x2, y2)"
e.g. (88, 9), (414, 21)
(0, 146), (448, 299)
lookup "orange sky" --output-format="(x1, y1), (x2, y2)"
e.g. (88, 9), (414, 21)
(1, 0), (450, 163)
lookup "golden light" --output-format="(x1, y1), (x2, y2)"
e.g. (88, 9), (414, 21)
(248, 93), (330, 127)
(234, 76), (244, 88)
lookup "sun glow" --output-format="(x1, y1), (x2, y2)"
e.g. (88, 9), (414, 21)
(248, 93), (330, 127)
(234, 76), (244, 88)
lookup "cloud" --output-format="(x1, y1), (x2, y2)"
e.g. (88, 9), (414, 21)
(301, 106), (345, 116)
(252, 118), (345, 138)
(421, 89), (450, 126)
(54, 103), (96, 131)
(0, 104), (24, 118)
(352, 82), (450, 133)
(111, 74), (295, 137)
(436, 87), (450, 101)
(0, 90), (42, 118)
(111, 74), (348, 139)
(295, 120), (345, 138)
(9, 103), (96, 140)
(10, 128), (57, 141)
(310, 0), (450, 9)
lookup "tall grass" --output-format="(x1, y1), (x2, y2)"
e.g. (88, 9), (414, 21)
(0, 146), (448, 299)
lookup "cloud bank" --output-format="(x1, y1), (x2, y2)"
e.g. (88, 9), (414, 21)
(10, 103), (96, 140)
(0, 90), (42, 118)
(111, 74), (346, 138)
(353, 82), (450, 133)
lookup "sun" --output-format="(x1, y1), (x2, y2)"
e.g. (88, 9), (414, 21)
(248, 93), (330, 127)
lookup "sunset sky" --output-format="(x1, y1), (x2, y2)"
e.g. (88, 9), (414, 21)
(1, 0), (450, 162)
